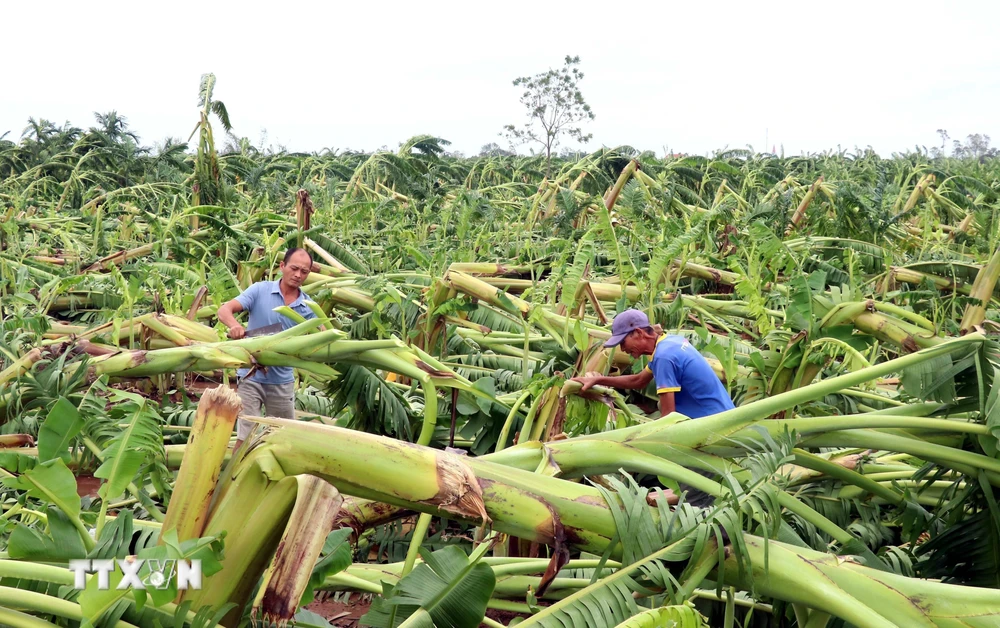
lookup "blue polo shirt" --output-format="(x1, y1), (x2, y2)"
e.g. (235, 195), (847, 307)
(235, 280), (316, 384)
(644, 335), (734, 418)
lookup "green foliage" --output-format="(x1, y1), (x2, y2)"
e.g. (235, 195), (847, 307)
(326, 364), (416, 440)
(361, 545), (495, 628)
(89, 510), (159, 559)
(6, 104), (1000, 628)
(37, 395), (84, 462)
(8, 505), (87, 560)
(93, 389), (166, 503)
(3, 457), (83, 524)
(614, 604), (705, 628)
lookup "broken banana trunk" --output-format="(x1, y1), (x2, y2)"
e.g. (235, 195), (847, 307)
(243, 417), (619, 554)
(256, 475), (342, 623)
(160, 385), (242, 543)
(960, 243), (1000, 333)
(723, 536), (1000, 628)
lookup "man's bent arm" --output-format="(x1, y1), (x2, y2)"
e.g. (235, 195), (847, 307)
(586, 370), (653, 391)
(658, 391), (676, 417)
(216, 299), (244, 330)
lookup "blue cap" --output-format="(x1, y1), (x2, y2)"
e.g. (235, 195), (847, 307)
(603, 309), (650, 348)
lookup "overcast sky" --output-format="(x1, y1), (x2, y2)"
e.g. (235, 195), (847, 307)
(3, 0), (998, 158)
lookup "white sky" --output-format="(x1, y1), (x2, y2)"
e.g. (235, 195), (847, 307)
(3, 0), (999, 157)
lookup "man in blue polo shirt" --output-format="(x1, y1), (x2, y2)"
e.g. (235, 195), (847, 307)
(216, 247), (317, 449)
(571, 309), (734, 507)
(571, 309), (734, 419)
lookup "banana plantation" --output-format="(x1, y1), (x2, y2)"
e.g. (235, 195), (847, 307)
(4, 81), (1000, 628)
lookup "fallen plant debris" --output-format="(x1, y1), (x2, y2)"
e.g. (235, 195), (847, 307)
(3, 85), (1000, 627)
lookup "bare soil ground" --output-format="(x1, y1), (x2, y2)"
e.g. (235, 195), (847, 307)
(305, 596), (526, 627)
(305, 597), (371, 627)
(76, 474), (102, 498)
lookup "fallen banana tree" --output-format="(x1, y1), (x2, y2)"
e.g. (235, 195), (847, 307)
(188, 403), (1000, 626)
(0, 327), (994, 626)
(122, 332), (999, 625)
(25, 318), (499, 448)
(4, 152), (1000, 627)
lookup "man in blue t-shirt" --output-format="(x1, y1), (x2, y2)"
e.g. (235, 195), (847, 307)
(571, 309), (734, 507)
(216, 248), (317, 450)
(571, 309), (734, 419)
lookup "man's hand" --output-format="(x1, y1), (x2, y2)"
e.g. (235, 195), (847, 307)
(217, 299), (246, 339)
(571, 369), (652, 393)
(570, 372), (603, 392)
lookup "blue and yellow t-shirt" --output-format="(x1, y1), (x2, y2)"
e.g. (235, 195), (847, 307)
(644, 335), (735, 418)
(234, 281), (316, 384)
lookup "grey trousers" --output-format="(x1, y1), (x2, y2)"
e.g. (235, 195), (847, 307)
(236, 380), (296, 440)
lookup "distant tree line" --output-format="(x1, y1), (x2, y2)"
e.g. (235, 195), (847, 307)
(933, 130), (999, 160)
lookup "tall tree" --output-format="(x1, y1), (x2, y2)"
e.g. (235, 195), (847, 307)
(94, 111), (139, 145)
(502, 55), (595, 176)
(187, 73), (232, 211)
